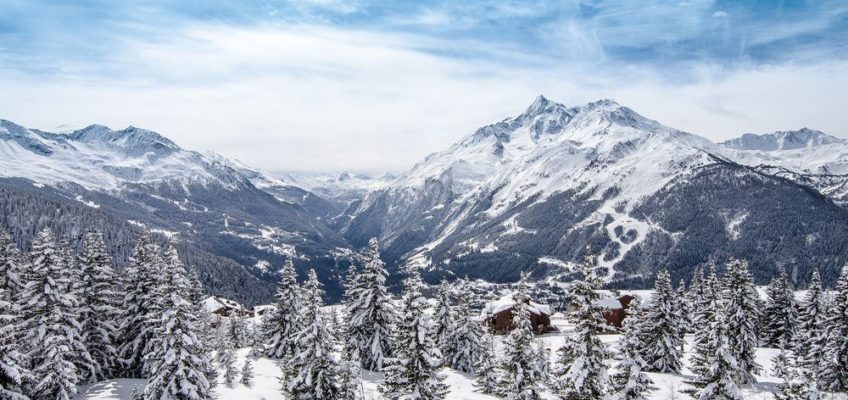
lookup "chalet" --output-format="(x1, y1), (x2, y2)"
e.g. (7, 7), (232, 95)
(202, 296), (251, 318)
(594, 295), (635, 328)
(482, 294), (557, 334)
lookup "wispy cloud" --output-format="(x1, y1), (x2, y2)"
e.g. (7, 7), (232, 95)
(0, 1), (846, 172)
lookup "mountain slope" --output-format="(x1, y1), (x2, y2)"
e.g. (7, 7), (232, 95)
(344, 97), (848, 287)
(0, 119), (355, 302)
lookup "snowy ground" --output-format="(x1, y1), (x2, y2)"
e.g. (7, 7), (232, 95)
(74, 315), (845, 399)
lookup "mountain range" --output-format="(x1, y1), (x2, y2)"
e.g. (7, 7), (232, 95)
(2, 96), (847, 302)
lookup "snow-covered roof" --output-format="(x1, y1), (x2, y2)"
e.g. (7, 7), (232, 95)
(201, 296), (243, 313)
(483, 293), (552, 316)
(594, 298), (624, 310)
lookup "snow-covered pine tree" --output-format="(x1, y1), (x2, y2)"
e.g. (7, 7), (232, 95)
(794, 270), (827, 375)
(642, 270), (683, 374)
(722, 259), (761, 384)
(141, 245), (212, 400)
(433, 279), (455, 360)
(129, 384), (142, 400)
(500, 272), (544, 400)
(338, 351), (362, 400)
(551, 253), (610, 399)
(214, 322), (231, 366)
(0, 285), (29, 400)
(60, 238), (98, 382)
(474, 330), (501, 396)
(610, 300), (654, 400)
(675, 278), (689, 337)
(221, 346), (238, 387)
(229, 315), (249, 349)
(18, 228), (84, 399)
(117, 231), (167, 378)
(689, 264), (719, 377)
(285, 269), (342, 400)
(240, 358), (254, 387)
(817, 264), (848, 391)
(449, 279), (486, 374)
(345, 238), (395, 371)
(262, 257), (302, 359)
(380, 269), (448, 400)
(341, 264), (359, 361)
(684, 266), (704, 326)
(774, 346), (821, 400)
(692, 309), (743, 400)
(77, 231), (121, 382)
(248, 324), (264, 359)
(0, 229), (24, 302)
(761, 268), (797, 349)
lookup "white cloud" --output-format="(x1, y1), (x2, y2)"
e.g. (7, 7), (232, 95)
(0, 23), (845, 172)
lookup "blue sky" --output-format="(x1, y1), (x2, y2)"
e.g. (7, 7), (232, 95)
(1, 0), (846, 171)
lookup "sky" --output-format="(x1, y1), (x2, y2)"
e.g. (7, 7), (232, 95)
(0, 1), (846, 173)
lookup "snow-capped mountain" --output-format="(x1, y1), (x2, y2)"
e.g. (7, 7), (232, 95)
(714, 128), (848, 204)
(0, 119), (356, 303)
(344, 96), (848, 287)
(277, 171), (395, 200)
(718, 128), (848, 175)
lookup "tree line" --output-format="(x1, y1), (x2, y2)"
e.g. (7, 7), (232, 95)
(2, 226), (848, 400)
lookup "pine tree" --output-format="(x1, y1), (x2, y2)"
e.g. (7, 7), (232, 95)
(338, 351), (362, 400)
(228, 316), (249, 349)
(449, 279), (486, 374)
(285, 269), (342, 400)
(129, 384), (142, 400)
(214, 322), (231, 366)
(610, 301), (654, 400)
(380, 269), (448, 400)
(248, 324), (264, 359)
(185, 266), (218, 387)
(18, 228), (84, 400)
(500, 273), (544, 400)
(474, 331), (501, 396)
(817, 264), (848, 391)
(60, 238), (99, 382)
(762, 268), (797, 348)
(433, 279), (455, 360)
(551, 253), (609, 399)
(689, 264), (719, 377)
(117, 231), (167, 378)
(345, 238), (395, 371)
(774, 347), (821, 400)
(675, 278), (689, 337)
(221, 347), (238, 387)
(722, 259), (761, 384)
(77, 231), (121, 382)
(692, 310), (743, 400)
(240, 359), (254, 387)
(794, 270), (826, 374)
(642, 270), (683, 374)
(142, 245), (212, 400)
(0, 229), (24, 302)
(262, 258), (302, 359)
(0, 285), (29, 400)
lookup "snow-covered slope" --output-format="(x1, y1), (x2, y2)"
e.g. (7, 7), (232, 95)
(346, 97), (717, 275)
(0, 119), (356, 303)
(344, 97), (848, 287)
(0, 119), (281, 191)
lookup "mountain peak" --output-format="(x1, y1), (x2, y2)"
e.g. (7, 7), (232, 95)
(67, 124), (179, 154)
(522, 95), (567, 119)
